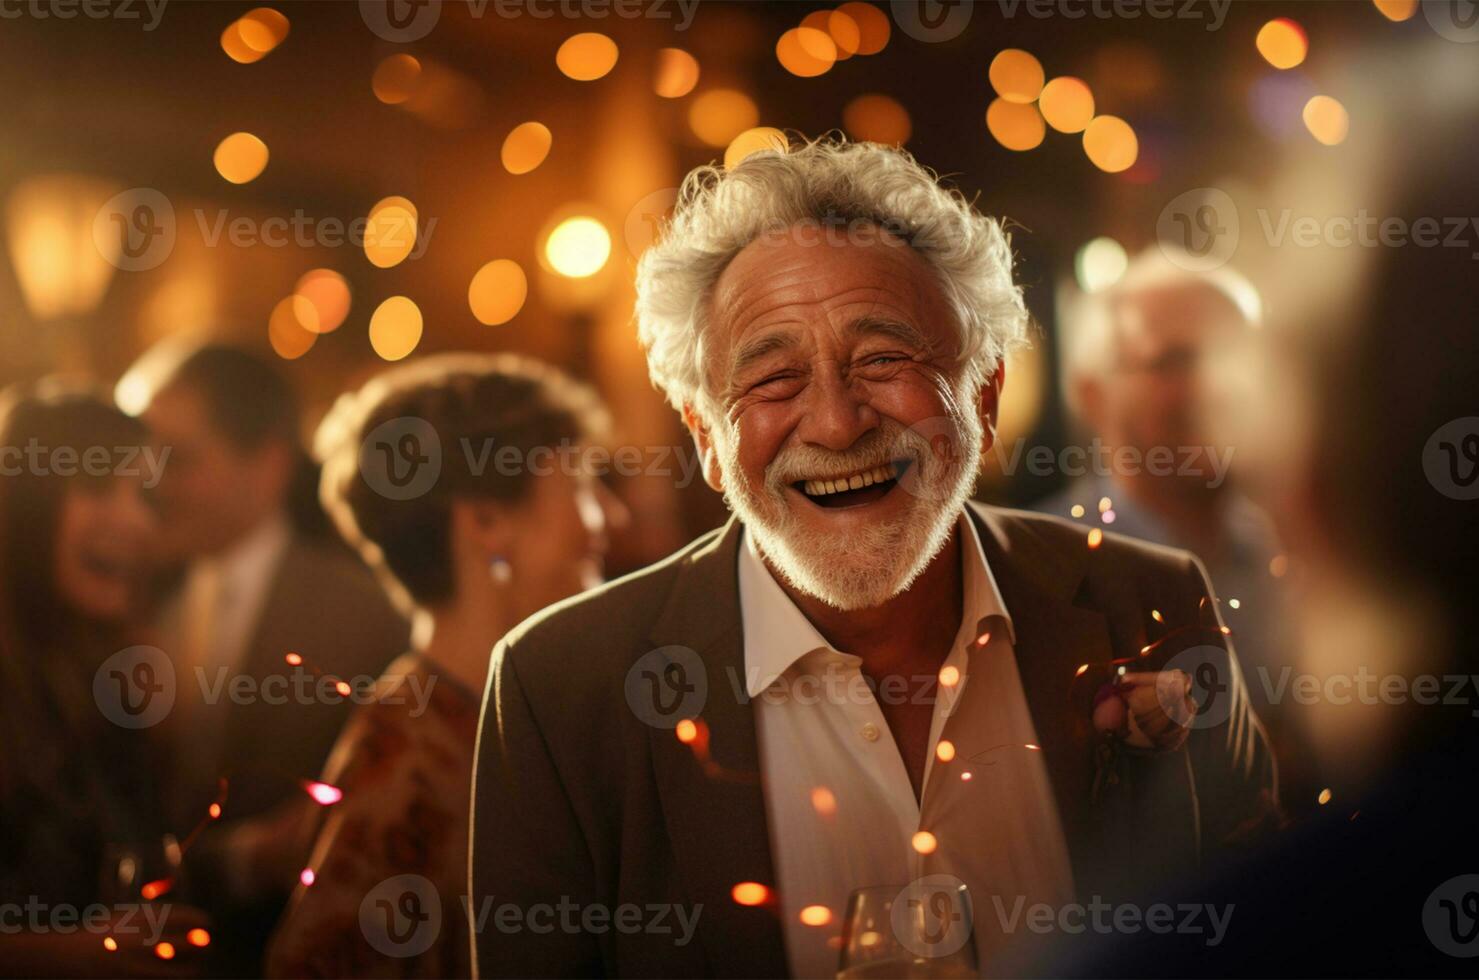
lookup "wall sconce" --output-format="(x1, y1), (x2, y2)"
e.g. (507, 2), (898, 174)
(6, 173), (121, 321)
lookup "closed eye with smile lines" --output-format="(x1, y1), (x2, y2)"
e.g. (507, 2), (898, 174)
(792, 459), (912, 509)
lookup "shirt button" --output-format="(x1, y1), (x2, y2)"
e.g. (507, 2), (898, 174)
(861, 723), (881, 742)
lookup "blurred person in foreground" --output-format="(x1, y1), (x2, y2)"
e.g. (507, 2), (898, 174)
(1038, 41), (1479, 979)
(117, 342), (409, 973)
(470, 138), (1276, 978)
(266, 353), (621, 978)
(1037, 254), (1311, 811)
(0, 384), (205, 977)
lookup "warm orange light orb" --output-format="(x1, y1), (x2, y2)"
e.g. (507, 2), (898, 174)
(502, 122), (553, 175)
(557, 33), (618, 81)
(294, 269), (351, 334)
(989, 49), (1045, 104)
(843, 94), (911, 145)
(213, 132), (269, 184)
(1039, 76), (1095, 133)
(986, 98), (1045, 152)
(372, 54), (422, 104)
(1303, 95), (1349, 146)
(653, 47), (700, 98)
(468, 259), (528, 326)
(368, 296), (424, 361)
(688, 89), (759, 147)
(776, 27), (836, 78)
(1256, 18), (1308, 70)
(1083, 115), (1139, 173)
(724, 127), (787, 171)
(732, 882), (770, 906)
(912, 831), (938, 855)
(800, 905), (833, 927)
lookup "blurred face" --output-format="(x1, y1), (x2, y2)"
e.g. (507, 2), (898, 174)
(1085, 283), (1245, 485)
(689, 225), (997, 611)
(53, 475), (159, 621)
(502, 465), (618, 623)
(144, 384), (287, 560)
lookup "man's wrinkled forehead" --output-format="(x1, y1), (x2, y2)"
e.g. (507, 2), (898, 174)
(707, 225), (947, 353)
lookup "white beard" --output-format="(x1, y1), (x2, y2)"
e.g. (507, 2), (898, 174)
(715, 401), (984, 611)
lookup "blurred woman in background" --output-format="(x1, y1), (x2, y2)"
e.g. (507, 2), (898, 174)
(0, 383), (202, 977)
(266, 353), (623, 978)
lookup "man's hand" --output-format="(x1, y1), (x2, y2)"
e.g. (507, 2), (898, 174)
(1092, 670), (1197, 751)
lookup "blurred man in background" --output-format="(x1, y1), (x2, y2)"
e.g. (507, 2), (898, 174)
(118, 341), (408, 974)
(1037, 253), (1314, 811)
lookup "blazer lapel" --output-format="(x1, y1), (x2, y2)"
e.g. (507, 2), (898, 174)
(967, 504), (1113, 884)
(646, 516), (790, 979)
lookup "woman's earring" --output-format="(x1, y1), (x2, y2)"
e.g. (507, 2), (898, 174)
(489, 555), (513, 586)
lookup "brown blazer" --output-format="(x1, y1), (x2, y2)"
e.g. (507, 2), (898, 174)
(470, 504), (1275, 978)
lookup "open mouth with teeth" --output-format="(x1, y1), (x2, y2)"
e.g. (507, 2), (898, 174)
(791, 460), (912, 509)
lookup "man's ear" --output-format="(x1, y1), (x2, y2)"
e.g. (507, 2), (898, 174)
(681, 403), (725, 493)
(978, 362), (1006, 453)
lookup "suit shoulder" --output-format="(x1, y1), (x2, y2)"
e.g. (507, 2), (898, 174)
(981, 504), (1203, 581)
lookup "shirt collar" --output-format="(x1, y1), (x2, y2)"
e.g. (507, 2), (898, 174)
(737, 511), (1016, 699)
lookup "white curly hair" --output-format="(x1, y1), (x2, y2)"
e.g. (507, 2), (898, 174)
(634, 137), (1030, 418)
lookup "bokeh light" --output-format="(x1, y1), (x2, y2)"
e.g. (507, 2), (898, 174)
(213, 132), (269, 184)
(468, 259), (528, 326)
(724, 127), (787, 171)
(1303, 94), (1349, 145)
(372, 54), (422, 104)
(293, 269), (351, 334)
(221, 8), (288, 64)
(843, 94), (911, 145)
(1372, 0), (1417, 21)
(501, 121), (553, 174)
(989, 49), (1045, 105)
(808, 9), (859, 60)
(364, 197), (418, 269)
(986, 98), (1045, 151)
(556, 32), (618, 81)
(799, 905), (832, 927)
(268, 295), (318, 360)
(1256, 18), (1308, 70)
(1075, 237), (1128, 292)
(653, 47), (699, 98)
(731, 881), (770, 906)
(837, 2), (890, 55)
(1082, 115), (1139, 173)
(543, 216), (611, 278)
(911, 831), (938, 854)
(776, 27), (836, 78)
(688, 89), (759, 147)
(368, 296), (424, 361)
(1039, 76), (1095, 133)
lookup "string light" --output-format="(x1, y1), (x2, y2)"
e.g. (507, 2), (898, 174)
(732, 882), (770, 906)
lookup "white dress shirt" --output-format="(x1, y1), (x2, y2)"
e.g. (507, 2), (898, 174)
(739, 513), (1076, 978)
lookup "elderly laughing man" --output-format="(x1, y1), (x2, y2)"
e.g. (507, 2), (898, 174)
(469, 139), (1275, 979)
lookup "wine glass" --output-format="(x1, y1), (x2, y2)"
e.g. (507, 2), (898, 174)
(837, 881), (978, 979)
(99, 833), (183, 906)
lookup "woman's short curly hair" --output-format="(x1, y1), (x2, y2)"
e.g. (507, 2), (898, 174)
(634, 137), (1030, 416)
(314, 353), (608, 611)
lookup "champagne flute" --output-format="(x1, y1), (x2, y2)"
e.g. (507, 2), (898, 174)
(837, 880), (978, 978)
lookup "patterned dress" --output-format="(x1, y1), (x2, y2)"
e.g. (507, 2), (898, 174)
(265, 653), (481, 978)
